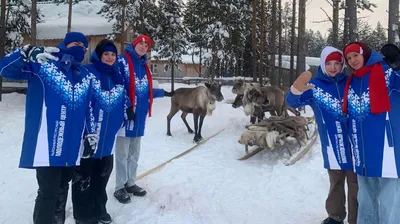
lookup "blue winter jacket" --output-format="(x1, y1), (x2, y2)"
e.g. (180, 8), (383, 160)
(286, 46), (353, 170)
(117, 45), (165, 138)
(85, 51), (130, 158)
(345, 50), (400, 178)
(0, 48), (94, 168)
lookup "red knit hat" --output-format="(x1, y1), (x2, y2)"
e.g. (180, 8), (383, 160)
(344, 43), (363, 57)
(325, 52), (343, 63)
(343, 42), (372, 68)
(132, 34), (152, 50)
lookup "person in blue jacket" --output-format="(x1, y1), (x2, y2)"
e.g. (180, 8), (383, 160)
(71, 39), (131, 224)
(342, 42), (400, 224)
(0, 32), (98, 224)
(286, 46), (357, 224)
(113, 34), (174, 204)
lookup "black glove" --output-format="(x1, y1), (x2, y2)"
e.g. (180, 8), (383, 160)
(82, 134), (98, 159)
(164, 90), (175, 97)
(21, 44), (60, 64)
(381, 43), (400, 70)
(126, 106), (135, 121)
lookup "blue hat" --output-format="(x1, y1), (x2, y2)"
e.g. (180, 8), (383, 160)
(103, 45), (117, 54)
(64, 32), (88, 48)
(95, 39), (118, 59)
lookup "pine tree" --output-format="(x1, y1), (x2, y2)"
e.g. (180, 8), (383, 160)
(388, 0), (399, 44)
(184, 0), (244, 78)
(98, 0), (161, 43)
(1, 0), (32, 53)
(183, 0), (208, 76)
(306, 29), (326, 57)
(356, 19), (372, 43)
(0, 0), (35, 101)
(362, 22), (386, 51)
(327, 27), (344, 50)
(281, 2), (293, 55)
(156, 0), (190, 91)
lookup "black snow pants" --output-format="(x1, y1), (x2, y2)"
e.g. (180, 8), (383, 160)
(71, 155), (114, 222)
(33, 166), (73, 224)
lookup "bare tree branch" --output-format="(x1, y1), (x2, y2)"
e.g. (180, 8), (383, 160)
(311, 15), (369, 24)
(320, 7), (333, 24)
(310, 19), (331, 24)
(325, 0), (333, 7)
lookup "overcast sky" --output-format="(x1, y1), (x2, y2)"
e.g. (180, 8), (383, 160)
(286, 0), (389, 36)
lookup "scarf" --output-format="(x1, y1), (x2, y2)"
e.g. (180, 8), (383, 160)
(124, 52), (154, 117)
(342, 63), (391, 114)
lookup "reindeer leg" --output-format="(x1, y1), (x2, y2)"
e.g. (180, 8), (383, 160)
(250, 115), (256, 124)
(167, 106), (180, 136)
(181, 112), (194, 134)
(197, 115), (206, 140)
(193, 113), (201, 143)
(286, 147), (293, 157)
(258, 110), (265, 123)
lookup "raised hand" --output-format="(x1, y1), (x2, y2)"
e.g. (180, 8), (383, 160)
(292, 71), (314, 94)
(381, 44), (400, 70)
(21, 44), (60, 64)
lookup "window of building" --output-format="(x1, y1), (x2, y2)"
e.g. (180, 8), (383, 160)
(151, 64), (158, 75)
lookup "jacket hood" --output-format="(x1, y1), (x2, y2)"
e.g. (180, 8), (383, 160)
(125, 44), (148, 63)
(90, 50), (101, 63)
(319, 46), (345, 75)
(364, 50), (385, 67)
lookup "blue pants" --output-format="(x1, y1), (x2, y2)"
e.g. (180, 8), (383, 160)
(357, 175), (400, 224)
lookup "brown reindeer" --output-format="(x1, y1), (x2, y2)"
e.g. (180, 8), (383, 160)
(231, 80), (300, 119)
(167, 82), (224, 143)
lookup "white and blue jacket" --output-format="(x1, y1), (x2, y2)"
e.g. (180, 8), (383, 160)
(346, 51), (400, 178)
(117, 45), (165, 138)
(0, 49), (94, 168)
(85, 51), (130, 158)
(286, 46), (353, 170)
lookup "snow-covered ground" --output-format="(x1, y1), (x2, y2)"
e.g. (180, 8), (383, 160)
(0, 83), (338, 224)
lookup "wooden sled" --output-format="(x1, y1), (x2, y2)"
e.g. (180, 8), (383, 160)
(237, 116), (317, 164)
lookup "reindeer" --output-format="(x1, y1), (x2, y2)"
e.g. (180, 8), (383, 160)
(231, 80), (300, 121)
(231, 80), (261, 95)
(167, 82), (224, 143)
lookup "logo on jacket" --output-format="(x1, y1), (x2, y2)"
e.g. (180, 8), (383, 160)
(347, 88), (370, 121)
(312, 87), (346, 120)
(41, 63), (90, 107)
(135, 76), (149, 96)
(92, 77), (126, 112)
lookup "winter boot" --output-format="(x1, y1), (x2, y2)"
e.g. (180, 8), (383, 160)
(125, 184), (147, 197)
(113, 188), (131, 204)
(75, 218), (99, 224)
(95, 205), (112, 224)
(321, 217), (344, 224)
(96, 213), (112, 224)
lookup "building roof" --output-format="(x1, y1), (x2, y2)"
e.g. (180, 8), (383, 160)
(36, 1), (112, 40)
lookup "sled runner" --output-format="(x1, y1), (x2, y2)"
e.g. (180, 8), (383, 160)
(237, 115), (317, 165)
